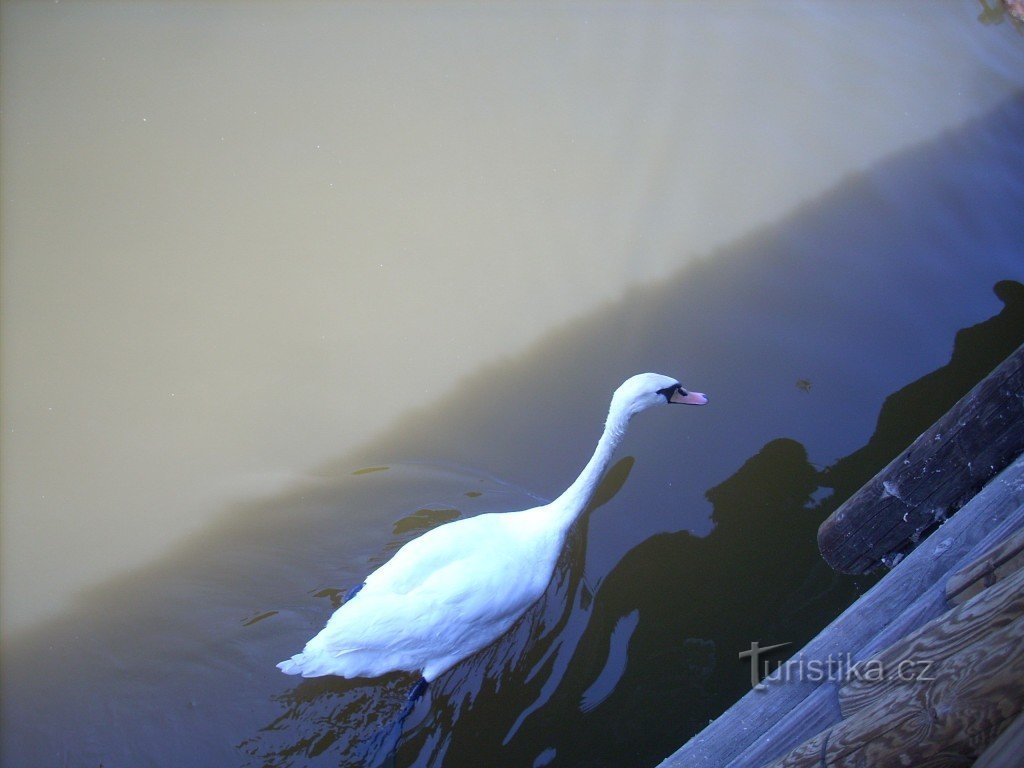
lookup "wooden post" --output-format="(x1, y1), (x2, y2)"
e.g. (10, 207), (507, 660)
(818, 343), (1024, 574)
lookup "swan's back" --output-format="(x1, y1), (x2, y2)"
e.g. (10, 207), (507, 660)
(278, 505), (562, 680)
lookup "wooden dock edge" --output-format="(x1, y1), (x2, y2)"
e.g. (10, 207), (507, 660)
(837, 565), (1024, 717)
(763, 619), (1024, 767)
(655, 455), (1024, 768)
(724, 490), (1024, 768)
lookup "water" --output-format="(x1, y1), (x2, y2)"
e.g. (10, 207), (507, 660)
(2, 2), (1023, 767)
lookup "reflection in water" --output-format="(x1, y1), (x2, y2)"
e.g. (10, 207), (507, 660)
(579, 609), (640, 713)
(501, 284), (1024, 767)
(241, 675), (406, 766)
(823, 280), (1024, 504)
(239, 458), (632, 767)
(502, 439), (825, 765)
(240, 275), (1024, 767)
(3, 87), (1024, 768)
(1, 463), (545, 768)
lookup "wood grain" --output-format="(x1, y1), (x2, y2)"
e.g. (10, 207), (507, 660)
(838, 564), (1024, 717)
(818, 344), (1024, 574)
(945, 525), (1024, 605)
(764, 616), (1024, 768)
(973, 711), (1024, 768)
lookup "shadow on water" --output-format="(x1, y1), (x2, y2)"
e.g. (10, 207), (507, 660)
(3, 93), (1024, 767)
(238, 458), (635, 768)
(823, 279), (1024, 502)
(492, 280), (1024, 767)
(243, 278), (1024, 768)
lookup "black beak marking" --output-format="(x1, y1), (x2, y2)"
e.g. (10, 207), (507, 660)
(656, 384), (683, 403)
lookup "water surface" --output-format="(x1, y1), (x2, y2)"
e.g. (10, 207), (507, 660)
(2, 3), (1023, 767)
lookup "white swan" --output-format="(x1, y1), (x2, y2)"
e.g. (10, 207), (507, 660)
(277, 372), (707, 708)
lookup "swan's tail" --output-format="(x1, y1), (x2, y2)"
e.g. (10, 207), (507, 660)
(277, 642), (368, 677)
(276, 651), (339, 677)
(276, 653), (310, 675)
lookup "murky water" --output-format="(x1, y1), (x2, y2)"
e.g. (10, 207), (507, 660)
(2, 2), (1023, 767)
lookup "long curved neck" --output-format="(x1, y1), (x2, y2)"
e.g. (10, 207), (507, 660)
(550, 404), (630, 530)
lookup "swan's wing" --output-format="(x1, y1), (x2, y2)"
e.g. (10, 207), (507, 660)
(362, 511), (502, 595)
(305, 515), (547, 657)
(279, 507), (556, 678)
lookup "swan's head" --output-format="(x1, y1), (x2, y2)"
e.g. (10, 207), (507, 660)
(611, 372), (708, 420)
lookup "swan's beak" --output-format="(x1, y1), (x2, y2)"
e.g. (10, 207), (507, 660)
(670, 388), (708, 406)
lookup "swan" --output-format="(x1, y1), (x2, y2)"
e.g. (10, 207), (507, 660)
(277, 372), (707, 737)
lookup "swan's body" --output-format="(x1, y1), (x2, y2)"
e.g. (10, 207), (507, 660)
(278, 372), (707, 684)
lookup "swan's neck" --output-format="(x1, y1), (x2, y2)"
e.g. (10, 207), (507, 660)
(550, 405), (630, 530)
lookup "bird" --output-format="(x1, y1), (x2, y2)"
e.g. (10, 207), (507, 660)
(277, 372), (708, 745)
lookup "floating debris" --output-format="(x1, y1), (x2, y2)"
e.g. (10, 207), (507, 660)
(242, 610), (278, 627)
(352, 466), (389, 476)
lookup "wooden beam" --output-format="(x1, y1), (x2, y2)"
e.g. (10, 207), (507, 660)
(818, 343), (1024, 574)
(723, 496), (1024, 768)
(722, 683), (840, 768)
(945, 526), (1024, 605)
(764, 617), (1024, 768)
(838, 564), (1024, 717)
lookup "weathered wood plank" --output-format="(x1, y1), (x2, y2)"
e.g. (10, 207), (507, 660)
(945, 525), (1024, 605)
(724, 500), (1024, 768)
(765, 616), (1024, 768)
(656, 458), (1024, 768)
(973, 711), (1024, 768)
(850, 505), (1024, 665)
(723, 683), (840, 768)
(838, 564), (1024, 717)
(818, 343), (1024, 574)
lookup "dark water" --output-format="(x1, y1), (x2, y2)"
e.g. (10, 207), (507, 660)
(3, 81), (1024, 768)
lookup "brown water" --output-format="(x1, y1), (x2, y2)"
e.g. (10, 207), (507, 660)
(2, 2), (1023, 767)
